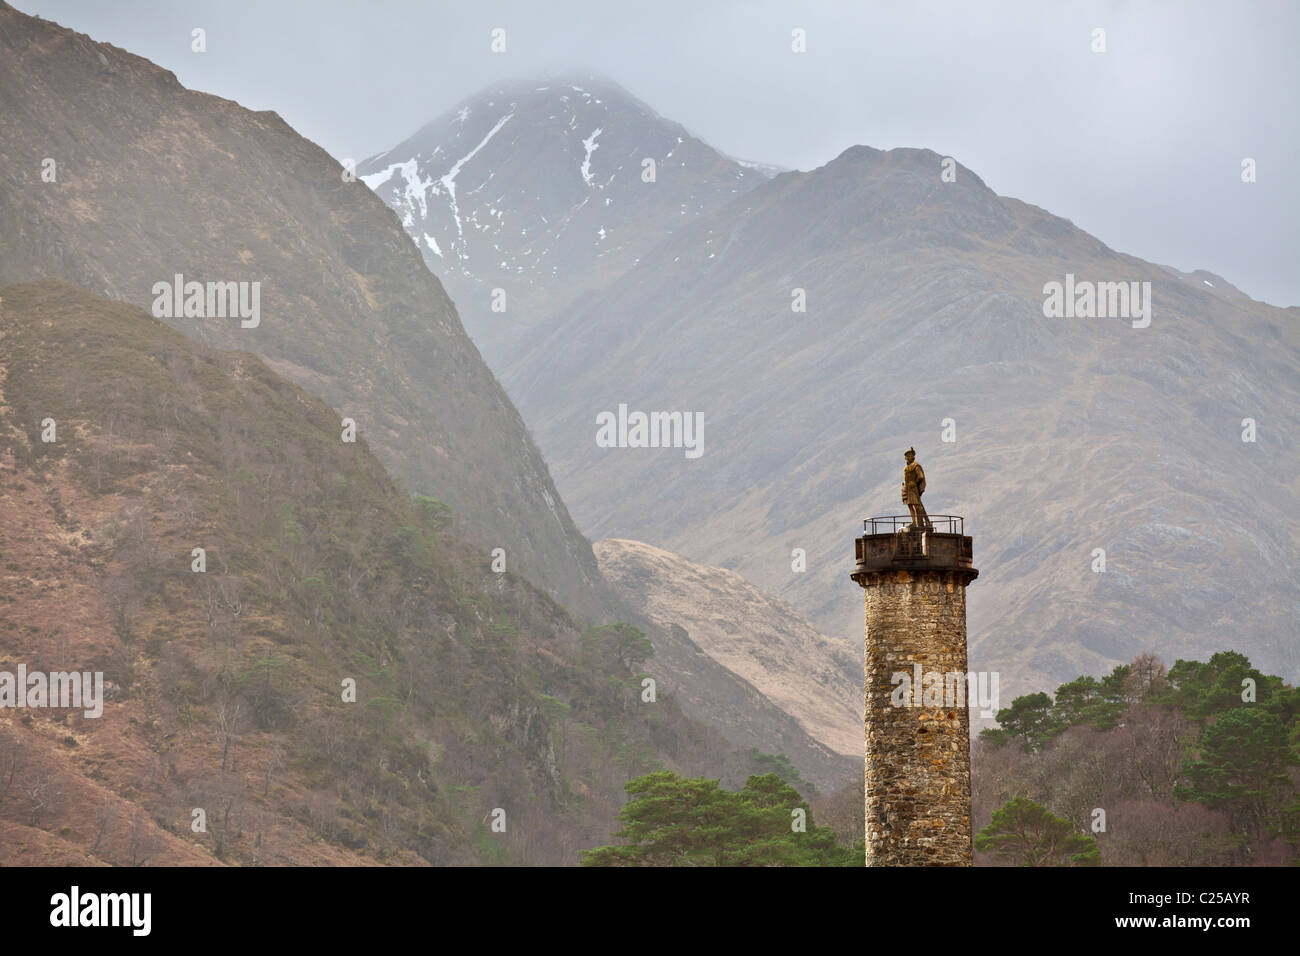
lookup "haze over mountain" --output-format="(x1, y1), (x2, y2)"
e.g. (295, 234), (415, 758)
(5, 1), (1294, 867)
(357, 75), (775, 369)
(0, 4), (863, 827)
(396, 123), (1294, 698)
(0, 2), (610, 622)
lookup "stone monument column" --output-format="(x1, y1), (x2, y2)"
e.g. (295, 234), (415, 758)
(851, 458), (978, 865)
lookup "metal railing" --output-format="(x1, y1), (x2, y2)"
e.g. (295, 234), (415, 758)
(863, 515), (965, 535)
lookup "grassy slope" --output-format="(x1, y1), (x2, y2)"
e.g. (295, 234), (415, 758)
(0, 280), (741, 865)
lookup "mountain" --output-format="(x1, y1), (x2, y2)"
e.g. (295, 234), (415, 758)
(504, 144), (1300, 697)
(596, 539), (859, 758)
(0, 6), (867, 805)
(0, 279), (777, 865)
(0, 2), (610, 622)
(357, 75), (774, 369)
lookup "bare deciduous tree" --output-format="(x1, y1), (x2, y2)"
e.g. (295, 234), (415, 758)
(263, 744), (284, 797)
(217, 697), (242, 773)
(128, 811), (157, 866)
(0, 730), (26, 805)
(1124, 652), (1169, 701)
(92, 800), (115, 854)
(23, 761), (60, 826)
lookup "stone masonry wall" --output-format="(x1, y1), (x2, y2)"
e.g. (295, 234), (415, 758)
(863, 569), (972, 866)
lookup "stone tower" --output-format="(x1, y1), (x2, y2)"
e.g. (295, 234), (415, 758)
(851, 515), (978, 866)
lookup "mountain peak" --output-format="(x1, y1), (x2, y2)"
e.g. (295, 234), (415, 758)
(824, 144), (992, 193)
(358, 75), (776, 364)
(518, 72), (643, 100)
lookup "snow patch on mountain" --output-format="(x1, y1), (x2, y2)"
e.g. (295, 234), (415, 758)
(580, 127), (603, 186)
(433, 110), (516, 241)
(361, 158), (434, 217)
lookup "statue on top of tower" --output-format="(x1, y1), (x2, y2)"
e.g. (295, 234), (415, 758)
(901, 447), (933, 532)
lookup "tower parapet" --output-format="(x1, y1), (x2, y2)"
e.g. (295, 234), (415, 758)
(851, 515), (977, 584)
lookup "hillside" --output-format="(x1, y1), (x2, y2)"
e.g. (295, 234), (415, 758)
(358, 75), (773, 369)
(502, 144), (1300, 697)
(0, 1), (610, 622)
(0, 280), (762, 865)
(596, 538), (858, 758)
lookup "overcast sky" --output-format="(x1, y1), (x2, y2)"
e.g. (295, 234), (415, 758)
(15, 0), (1299, 306)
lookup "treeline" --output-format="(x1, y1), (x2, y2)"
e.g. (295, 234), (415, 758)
(974, 651), (1300, 865)
(588, 650), (1300, 866)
